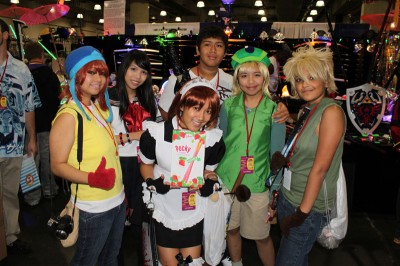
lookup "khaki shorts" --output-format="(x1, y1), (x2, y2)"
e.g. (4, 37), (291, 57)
(227, 190), (270, 240)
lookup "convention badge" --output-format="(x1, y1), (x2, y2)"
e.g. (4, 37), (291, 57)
(283, 169), (292, 191)
(0, 96), (7, 109)
(136, 146), (141, 163)
(240, 156), (254, 174)
(182, 191), (196, 211)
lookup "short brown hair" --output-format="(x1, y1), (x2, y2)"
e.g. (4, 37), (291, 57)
(24, 42), (44, 61)
(168, 86), (221, 129)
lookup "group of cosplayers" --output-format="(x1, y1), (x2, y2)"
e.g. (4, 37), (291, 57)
(0, 19), (351, 266)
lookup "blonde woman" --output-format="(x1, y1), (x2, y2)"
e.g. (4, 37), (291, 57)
(276, 45), (346, 265)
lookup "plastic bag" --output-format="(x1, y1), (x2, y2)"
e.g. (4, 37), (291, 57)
(317, 163), (348, 249)
(203, 190), (231, 265)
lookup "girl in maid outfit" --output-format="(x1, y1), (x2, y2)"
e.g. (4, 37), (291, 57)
(139, 78), (226, 266)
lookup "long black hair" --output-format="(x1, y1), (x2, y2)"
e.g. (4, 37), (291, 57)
(116, 49), (157, 121)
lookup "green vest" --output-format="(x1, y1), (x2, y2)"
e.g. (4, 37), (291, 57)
(216, 93), (276, 193)
(283, 98), (345, 212)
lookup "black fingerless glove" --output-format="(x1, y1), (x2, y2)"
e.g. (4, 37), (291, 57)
(199, 179), (219, 197)
(146, 178), (170, 194)
(280, 208), (309, 237)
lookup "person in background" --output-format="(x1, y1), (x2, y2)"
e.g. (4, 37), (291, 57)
(268, 52), (280, 94)
(275, 45), (346, 265)
(50, 46), (125, 265)
(140, 78), (225, 266)
(109, 49), (157, 265)
(0, 19), (41, 255)
(23, 41), (61, 206)
(216, 46), (286, 266)
(158, 25), (232, 120)
(268, 46), (293, 96)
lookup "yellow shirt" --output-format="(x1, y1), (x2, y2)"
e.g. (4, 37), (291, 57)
(54, 101), (124, 213)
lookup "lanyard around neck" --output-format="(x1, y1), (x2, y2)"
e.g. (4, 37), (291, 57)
(243, 95), (264, 156)
(82, 102), (118, 156)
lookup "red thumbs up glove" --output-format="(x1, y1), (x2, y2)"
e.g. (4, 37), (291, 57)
(88, 157), (116, 189)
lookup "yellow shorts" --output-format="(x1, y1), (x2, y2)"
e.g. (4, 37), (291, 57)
(227, 190), (271, 240)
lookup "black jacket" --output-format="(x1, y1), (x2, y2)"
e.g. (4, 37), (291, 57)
(28, 64), (61, 132)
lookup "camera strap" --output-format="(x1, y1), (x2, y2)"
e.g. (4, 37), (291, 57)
(71, 109), (83, 219)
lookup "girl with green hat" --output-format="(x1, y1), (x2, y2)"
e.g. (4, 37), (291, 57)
(216, 46), (286, 266)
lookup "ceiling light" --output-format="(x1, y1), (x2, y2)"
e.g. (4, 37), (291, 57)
(254, 1), (263, 7)
(94, 4), (101, 10)
(310, 9), (317, 16)
(261, 16), (267, 22)
(258, 10), (265, 15)
(99, 18), (104, 23)
(208, 10), (215, 16)
(306, 16), (313, 22)
(197, 1), (205, 8)
(160, 10), (167, 16)
(175, 17), (181, 22)
(77, 13), (83, 19)
(10, 0), (19, 3)
(222, 0), (235, 4)
(316, 0), (325, 7)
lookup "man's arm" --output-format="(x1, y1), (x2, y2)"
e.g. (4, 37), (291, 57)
(25, 111), (37, 156)
(158, 75), (178, 121)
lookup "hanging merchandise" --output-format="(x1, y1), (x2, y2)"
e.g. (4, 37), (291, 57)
(346, 83), (386, 135)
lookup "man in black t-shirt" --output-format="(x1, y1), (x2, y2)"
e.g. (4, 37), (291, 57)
(24, 42), (61, 205)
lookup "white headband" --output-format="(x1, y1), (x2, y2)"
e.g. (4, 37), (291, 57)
(179, 77), (217, 97)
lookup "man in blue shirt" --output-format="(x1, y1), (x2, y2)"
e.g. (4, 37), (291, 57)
(0, 19), (41, 255)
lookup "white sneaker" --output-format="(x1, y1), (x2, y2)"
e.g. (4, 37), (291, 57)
(221, 256), (232, 266)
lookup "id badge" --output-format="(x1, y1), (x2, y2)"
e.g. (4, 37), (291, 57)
(240, 156), (254, 174)
(182, 191), (196, 211)
(283, 169), (292, 191)
(0, 96), (7, 110)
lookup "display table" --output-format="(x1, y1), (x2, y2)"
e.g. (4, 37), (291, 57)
(343, 133), (400, 214)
